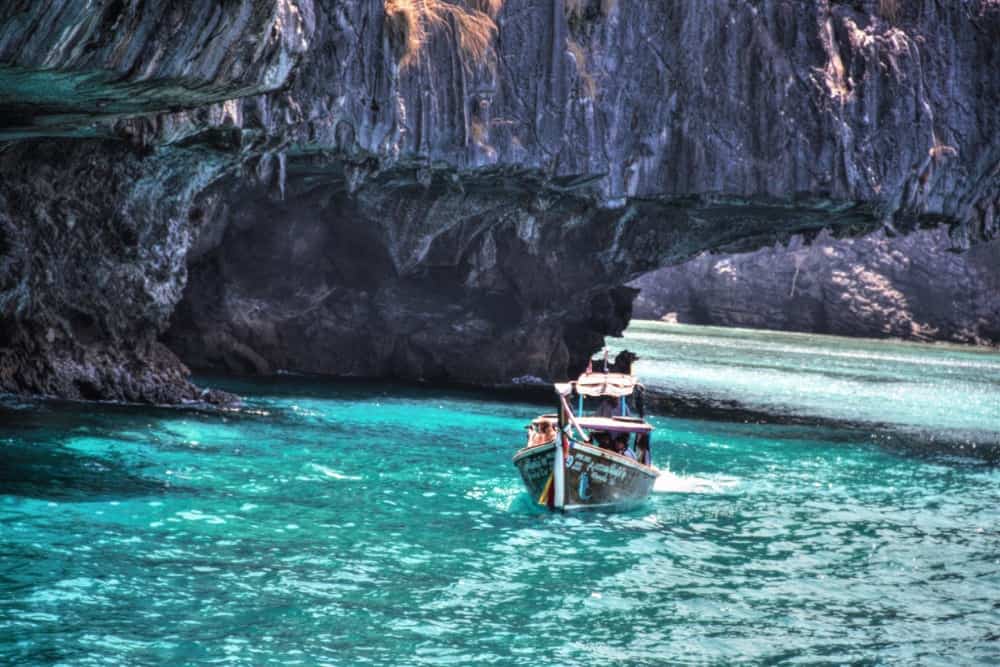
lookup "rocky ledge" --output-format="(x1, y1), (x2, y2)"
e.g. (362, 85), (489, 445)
(0, 0), (997, 402)
(632, 226), (1000, 346)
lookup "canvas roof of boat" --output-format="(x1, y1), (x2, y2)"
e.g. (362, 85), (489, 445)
(554, 372), (639, 397)
(574, 416), (653, 433)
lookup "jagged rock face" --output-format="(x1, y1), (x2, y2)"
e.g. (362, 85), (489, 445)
(0, 0), (313, 401)
(163, 166), (875, 383)
(165, 180), (624, 383)
(0, 0), (312, 138)
(0, 139), (237, 402)
(0, 0), (997, 401)
(632, 227), (1000, 346)
(248, 0), (999, 234)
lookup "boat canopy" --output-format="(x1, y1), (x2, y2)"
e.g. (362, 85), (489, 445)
(532, 413), (652, 433)
(554, 372), (639, 398)
(531, 415), (559, 424)
(575, 416), (653, 433)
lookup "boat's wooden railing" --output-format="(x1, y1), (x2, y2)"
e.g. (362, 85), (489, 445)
(559, 394), (590, 442)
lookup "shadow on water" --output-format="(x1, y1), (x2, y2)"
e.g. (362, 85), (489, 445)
(193, 372), (555, 407)
(0, 399), (190, 502)
(0, 438), (171, 501)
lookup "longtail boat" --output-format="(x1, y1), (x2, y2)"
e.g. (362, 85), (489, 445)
(513, 353), (659, 511)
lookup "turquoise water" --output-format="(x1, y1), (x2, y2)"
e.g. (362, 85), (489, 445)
(2, 324), (999, 664)
(615, 321), (1000, 452)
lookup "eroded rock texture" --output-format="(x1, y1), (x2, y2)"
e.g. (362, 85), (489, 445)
(0, 0), (997, 401)
(0, 0), (311, 401)
(163, 167), (873, 384)
(0, 0), (310, 138)
(0, 137), (241, 401)
(632, 227), (1000, 346)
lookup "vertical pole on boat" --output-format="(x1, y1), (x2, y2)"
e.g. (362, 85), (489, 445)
(554, 389), (566, 510)
(553, 435), (565, 510)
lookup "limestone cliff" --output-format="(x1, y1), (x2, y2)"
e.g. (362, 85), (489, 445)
(632, 227), (1000, 346)
(0, 0), (997, 401)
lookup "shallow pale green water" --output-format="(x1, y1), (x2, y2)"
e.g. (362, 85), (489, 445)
(615, 321), (1000, 451)
(2, 324), (999, 664)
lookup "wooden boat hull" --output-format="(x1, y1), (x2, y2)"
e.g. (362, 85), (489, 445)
(513, 440), (658, 511)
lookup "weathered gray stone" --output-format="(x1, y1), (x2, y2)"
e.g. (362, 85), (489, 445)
(0, 0), (996, 401)
(0, 139), (236, 402)
(163, 167), (875, 384)
(631, 227), (1000, 346)
(0, 0), (312, 138)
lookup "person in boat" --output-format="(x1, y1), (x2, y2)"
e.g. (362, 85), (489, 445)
(622, 434), (639, 461)
(528, 420), (554, 446)
(634, 432), (651, 465)
(611, 433), (635, 459)
(593, 431), (612, 450)
(538, 420), (554, 444)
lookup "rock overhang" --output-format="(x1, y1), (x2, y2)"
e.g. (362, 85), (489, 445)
(0, 0), (996, 401)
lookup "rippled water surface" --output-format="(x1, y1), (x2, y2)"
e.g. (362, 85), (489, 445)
(616, 321), (1000, 451)
(2, 324), (999, 664)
